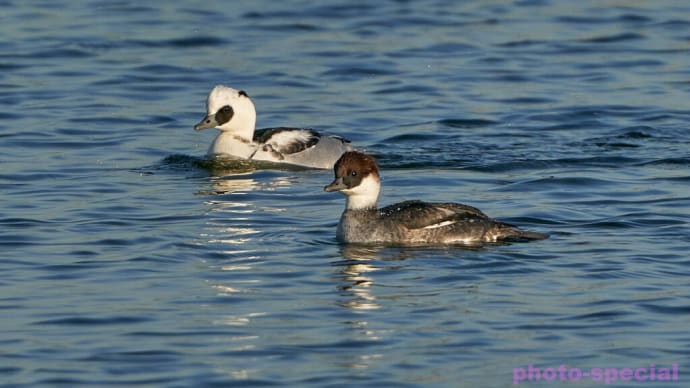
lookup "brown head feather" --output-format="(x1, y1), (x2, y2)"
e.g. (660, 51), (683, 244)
(334, 151), (379, 181)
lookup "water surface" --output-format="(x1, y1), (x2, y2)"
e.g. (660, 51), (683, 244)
(1, 1), (689, 386)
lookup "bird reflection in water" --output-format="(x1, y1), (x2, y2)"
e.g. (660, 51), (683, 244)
(332, 245), (423, 370)
(335, 245), (418, 311)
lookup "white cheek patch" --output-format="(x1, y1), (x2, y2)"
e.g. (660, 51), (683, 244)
(344, 174), (380, 210)
(422, 220), (456, 229)
(350, 175), (379, 195)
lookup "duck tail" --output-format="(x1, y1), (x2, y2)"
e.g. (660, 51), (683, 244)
(497, 222), (549, 242)
(513, 230), (549, 240)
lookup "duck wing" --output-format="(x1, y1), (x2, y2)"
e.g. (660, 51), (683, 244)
(254, 127), (320, 156)
(377, 200), (489, 230)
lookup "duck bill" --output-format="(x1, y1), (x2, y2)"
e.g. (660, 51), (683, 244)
(194, 114), (218, 131)
(324, 177), (347, 192)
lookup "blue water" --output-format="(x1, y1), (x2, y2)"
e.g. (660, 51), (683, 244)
(2, 1), (689, 386)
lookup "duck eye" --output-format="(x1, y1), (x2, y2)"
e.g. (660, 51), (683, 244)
(350, 171), (357, 177)
(221, 105), (232, 113)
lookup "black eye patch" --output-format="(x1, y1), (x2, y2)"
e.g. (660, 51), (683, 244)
(342, 169), (363, 188)
(215, 105), (234, 125)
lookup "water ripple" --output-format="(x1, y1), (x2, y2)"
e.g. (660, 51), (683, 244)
(33, 316), (153, 326)
(3, 1), (690, 387)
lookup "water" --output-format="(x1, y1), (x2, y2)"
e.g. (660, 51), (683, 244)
(2, 0), (689, 386)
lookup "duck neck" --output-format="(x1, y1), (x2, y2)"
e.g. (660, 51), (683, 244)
(345, 195), (378, 211)
(208, 132), (257, 158)
(218, 106), (256, 144)
(345, 175), (380, 211)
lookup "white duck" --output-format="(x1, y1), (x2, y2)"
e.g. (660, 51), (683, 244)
(194, 85), (353, 169)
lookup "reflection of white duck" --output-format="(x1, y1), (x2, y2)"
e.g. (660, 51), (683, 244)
(194, 85), (353, 169)
(325, 151), (549, 245)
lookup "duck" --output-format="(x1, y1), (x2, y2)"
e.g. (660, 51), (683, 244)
(194, 85), (353, 169)
(324, 151), (548, 245)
